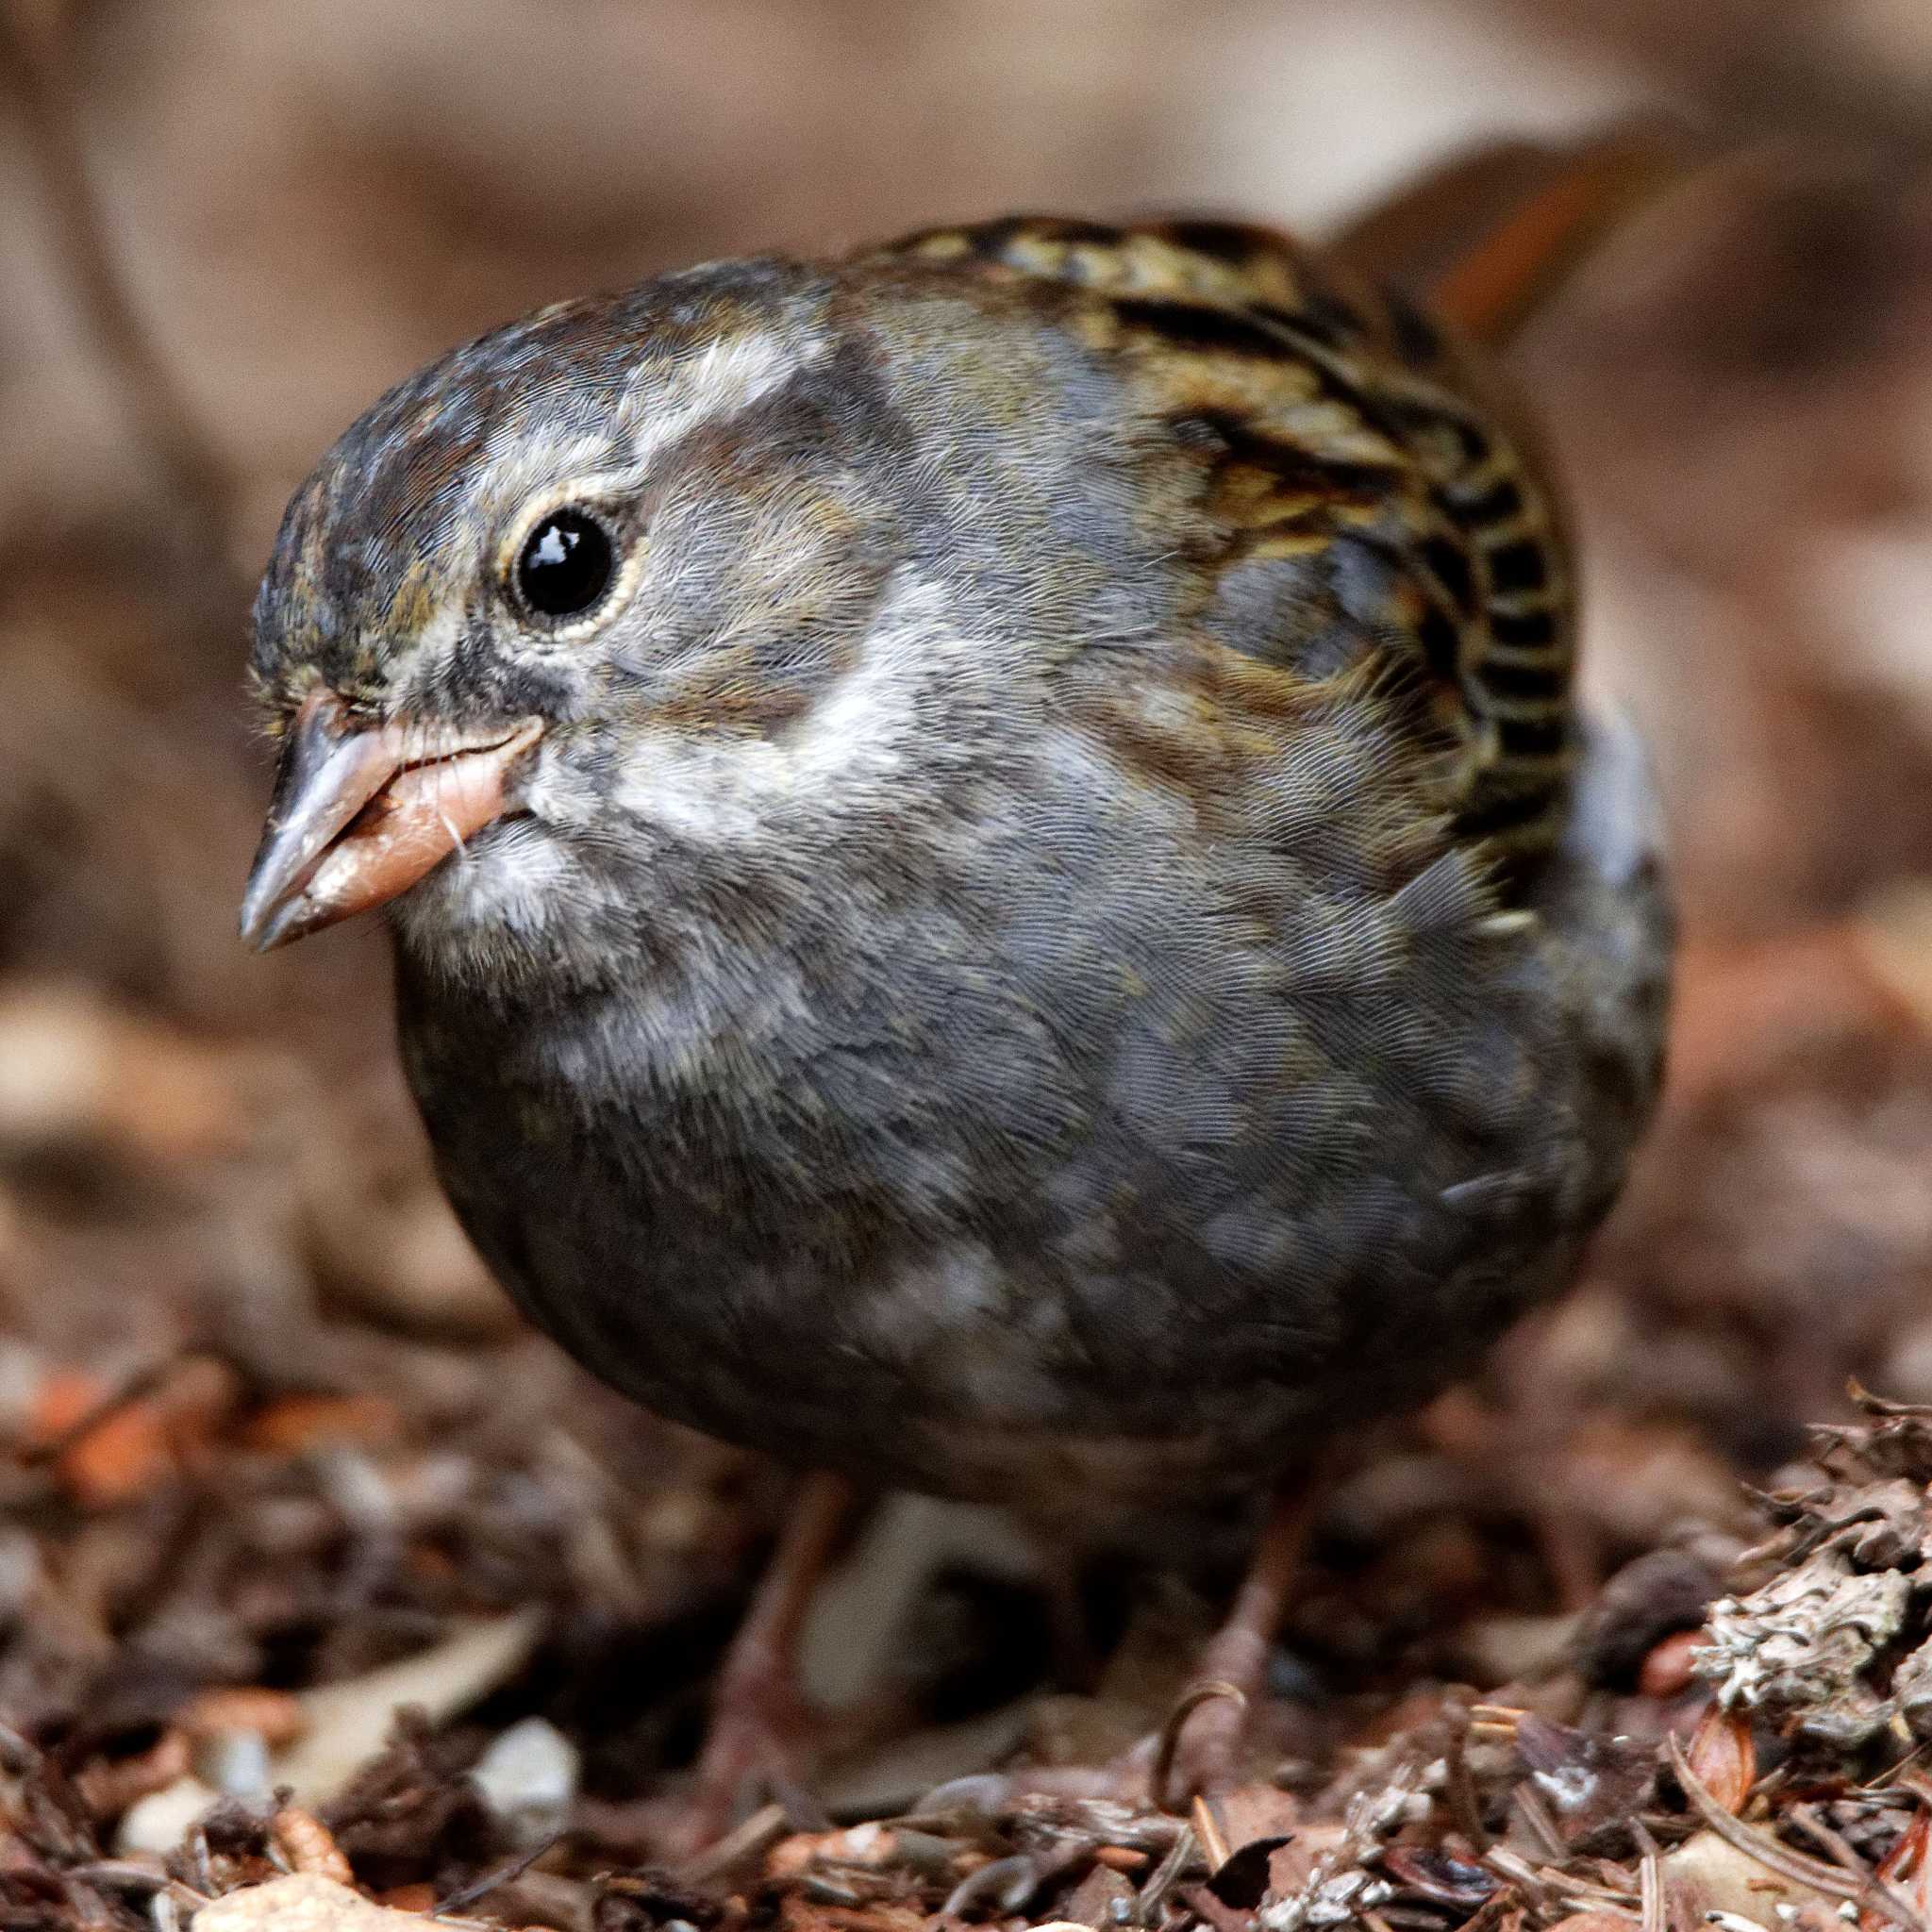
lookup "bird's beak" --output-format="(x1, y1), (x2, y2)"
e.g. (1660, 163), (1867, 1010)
(240, 689), (543, 952)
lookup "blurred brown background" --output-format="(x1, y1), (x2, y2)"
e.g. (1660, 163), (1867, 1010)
(5, 0), (1932, 1859)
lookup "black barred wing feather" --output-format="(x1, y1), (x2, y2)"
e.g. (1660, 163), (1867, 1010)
(864, 214), (1576, 873)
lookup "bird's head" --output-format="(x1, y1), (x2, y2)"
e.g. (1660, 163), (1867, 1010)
(241, 254), (1186, 990)
(242, 259), (994, 982)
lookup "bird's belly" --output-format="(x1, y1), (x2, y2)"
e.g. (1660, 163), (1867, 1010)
(414, 1060), (1576, 1515)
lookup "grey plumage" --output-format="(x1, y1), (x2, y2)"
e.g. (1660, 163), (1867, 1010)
(244, 221), (1673, 1541)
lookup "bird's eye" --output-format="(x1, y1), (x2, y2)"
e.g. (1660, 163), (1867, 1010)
(513, 508), (615, 622)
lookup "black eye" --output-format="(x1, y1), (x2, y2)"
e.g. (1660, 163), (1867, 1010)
(514, 508), (614, 621)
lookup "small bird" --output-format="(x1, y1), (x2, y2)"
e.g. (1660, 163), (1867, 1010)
(242, 136), (1675, 1838)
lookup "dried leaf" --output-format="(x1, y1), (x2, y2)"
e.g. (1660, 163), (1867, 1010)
(1665, 1830), (1842, 1926)
(270, 1610), (543, 1805)
(1684, 1707), (1756, 1815)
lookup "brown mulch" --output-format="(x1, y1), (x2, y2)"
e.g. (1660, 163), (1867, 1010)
(8, 1363), (1932, 1932)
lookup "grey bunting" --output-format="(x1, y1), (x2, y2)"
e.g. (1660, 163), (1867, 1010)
(242, 142), (1675, 1842)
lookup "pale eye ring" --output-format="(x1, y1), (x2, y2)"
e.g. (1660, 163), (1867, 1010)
(512, 506), (616, 622)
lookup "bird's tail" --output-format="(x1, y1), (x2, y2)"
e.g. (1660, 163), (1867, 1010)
(1328, 119), (1702, 347)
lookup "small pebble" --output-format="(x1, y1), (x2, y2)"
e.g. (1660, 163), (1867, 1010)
(117, 1774), (219, 1856)
(468, 1715), (579, 1842)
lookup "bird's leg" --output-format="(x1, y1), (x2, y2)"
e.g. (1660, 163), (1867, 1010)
(678, 1471), (852, 1853)
(1155, 1480), (1319, 1813)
